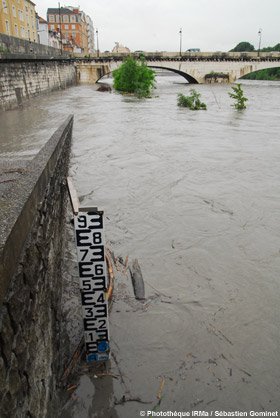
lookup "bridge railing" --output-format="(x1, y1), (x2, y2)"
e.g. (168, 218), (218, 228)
(74, 51), (280, 61)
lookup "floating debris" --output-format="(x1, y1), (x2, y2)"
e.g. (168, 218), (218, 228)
(128, 258), (145, 301)
(239, 368), (251, 377)
(122, 254), (129, 273)
(59, 337), (85, 387)
(114, 396), (152, 405)
(66, 385), (77, 391)
(157, 378), (165, 399)
(218, 330), (233, 345)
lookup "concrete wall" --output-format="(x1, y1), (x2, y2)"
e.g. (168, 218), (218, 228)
(0, 58), (77, 110)
(0, 115), (73, 418)
(0, 33), (69, 57)
(76, 62), (110, 83)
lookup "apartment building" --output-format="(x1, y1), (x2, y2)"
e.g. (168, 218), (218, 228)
(47, 6), (92, 53)
(38, 16), (59, 49)
(85, 14), (94, 54)
(0, 0), (37, 42)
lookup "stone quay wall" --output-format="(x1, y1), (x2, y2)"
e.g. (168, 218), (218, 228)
(0, 33), (70, 57)
(0, 58), (77, 111)
(0, 115), (73, 418)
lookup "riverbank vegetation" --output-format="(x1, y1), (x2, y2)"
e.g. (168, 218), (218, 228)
(230, 42), (280, 80)
(177, 89), (207, 110)
(113, 57), (156, 97)
(242, 68), (280, 81)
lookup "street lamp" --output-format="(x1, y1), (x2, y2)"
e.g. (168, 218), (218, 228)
(96, 28), (99, 57)
(258, 28), (262, 57)
(179, 28), (182, 57)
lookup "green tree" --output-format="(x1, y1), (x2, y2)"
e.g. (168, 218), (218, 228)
(271, 43), (280, 52)
(260, 46), (273, 52)
(177, 89), (207, 110)
(242, 67), (280, 80)
(228, 84), (248, 110)
(230, 42), (255, 52)
(259, 43), (280, 52)
(113, 56), (156, 97)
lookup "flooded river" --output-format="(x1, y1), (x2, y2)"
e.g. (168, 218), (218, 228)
(1, 74), (280, 417)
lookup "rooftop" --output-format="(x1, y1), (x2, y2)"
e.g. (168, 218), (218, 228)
(38, 17), (48, 24)
(47, 8), (80, 15)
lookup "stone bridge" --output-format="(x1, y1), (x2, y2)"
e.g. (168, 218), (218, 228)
(76, 51), (280, 84)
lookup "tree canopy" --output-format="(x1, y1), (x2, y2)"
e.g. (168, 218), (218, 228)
(260, 43), (280, 52)
(230, 41), (280, 53)
(230, 42), (255, 52)
(113, 57), (156, 97)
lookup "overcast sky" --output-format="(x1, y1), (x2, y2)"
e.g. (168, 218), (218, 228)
(35, 0), (280, 52)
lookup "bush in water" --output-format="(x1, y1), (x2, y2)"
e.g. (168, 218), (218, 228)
(229, 83), (248, 110)
(177, 89), (207, 110)
(113, 56), (156, 97)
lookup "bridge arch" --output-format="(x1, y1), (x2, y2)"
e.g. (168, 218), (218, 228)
(94, 64), (199, 84)
(238, 64), (280, 80)
(96, 71), (113, 83)
(148, 65), (198, 84)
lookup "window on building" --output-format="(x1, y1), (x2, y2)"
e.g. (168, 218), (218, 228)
(64, 24), (68, 29)
(18, 9), (24, 21)
(71, 24), (75, 29)
(49, 15), (54, 22)
(2, 0), (8, 13)
(5, 20), (10, 35)
(70, 15), (76, 22)
(65, 32), (69, 37)
(56, 15), (60, 22)
(20, 26), (25, 37)
(33, 32), (35, 40)
(28, 29), (30, 39)
(17, 0), (20, 3)
(26, 13), (29, 25)
(12, 5), (16, 17)
(51, 24), (55, 30)
(72, 32), (76, 37)
(15, 24), (18, 36)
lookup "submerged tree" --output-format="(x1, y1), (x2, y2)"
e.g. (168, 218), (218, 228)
(228, 83), (248, 110)
(113, 56), (156, 97)
(177, 89), (207, 110)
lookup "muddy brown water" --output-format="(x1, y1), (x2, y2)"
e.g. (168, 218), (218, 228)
(1, 74), (280, 417)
